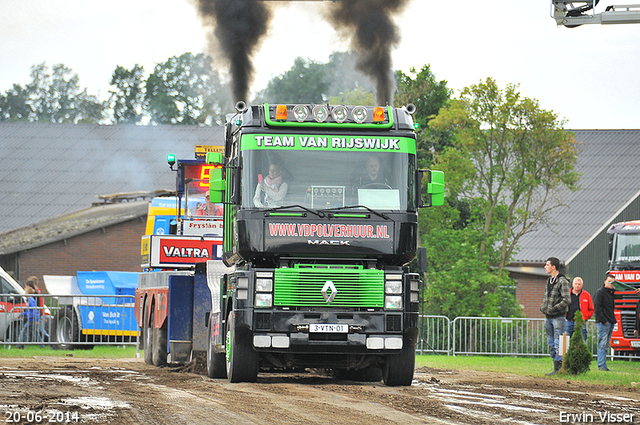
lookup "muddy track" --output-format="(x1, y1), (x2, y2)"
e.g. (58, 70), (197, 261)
(1, 358), (639, 424)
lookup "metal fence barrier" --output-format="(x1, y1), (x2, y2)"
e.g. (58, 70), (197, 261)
(417, 315), (451, 355)
(0, 294), (137, 348)
(2, 294), (638, 360)
(419, 315), (640, 360)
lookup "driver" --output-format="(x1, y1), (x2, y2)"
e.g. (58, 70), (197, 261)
(352, 155), (390, 189)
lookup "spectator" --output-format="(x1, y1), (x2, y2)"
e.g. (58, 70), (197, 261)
(594, 273), (616, 371)
(196, 194), (223, 216)
(565, 276), (594, 342)
(540, 257), (571, 376)
(17, 286), (38, 348)
(25, 276), (47, 346)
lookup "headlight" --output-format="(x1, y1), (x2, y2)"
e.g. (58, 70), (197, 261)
(410, 279), (420, 292)
(352, 106), (368, 123)
(385, 295), (402, 310)
(256, 278), (273, 292)
(237, 277), (249, 289)
(385, 280), (402, 294)
(293, 104), (309, 122)
(385, 274), (402, 294)
(255, 293), (273, 308)
(312, 105), (329, 122)
(331, 105), (348, 123)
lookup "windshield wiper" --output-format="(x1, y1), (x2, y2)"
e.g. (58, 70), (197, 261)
(324, 205), (390, 220)
(263, 204), (326, 218)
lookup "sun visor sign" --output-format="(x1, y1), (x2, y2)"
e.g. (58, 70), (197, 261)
(241, 134), (416, 154)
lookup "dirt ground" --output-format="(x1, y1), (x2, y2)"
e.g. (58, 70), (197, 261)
(1, 357), (639, 425)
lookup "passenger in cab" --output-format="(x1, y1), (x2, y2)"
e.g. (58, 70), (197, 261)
(253, 162), (289, 207)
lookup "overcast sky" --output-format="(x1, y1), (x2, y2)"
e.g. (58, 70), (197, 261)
(1, 0), (639, 129)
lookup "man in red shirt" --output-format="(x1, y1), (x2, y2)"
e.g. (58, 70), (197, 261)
(565, 276), (594, 342)
(196, 194), (223, 217)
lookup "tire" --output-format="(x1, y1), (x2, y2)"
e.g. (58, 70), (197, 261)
(152, 318), (168, 366)
(207, 315), (227, 379)
(383, 339), (416, 387)
(143, 302), (153, 365)
(52, 306), (78, 350)
(225, 311), (259, 383)
(335, 366), (383, 382)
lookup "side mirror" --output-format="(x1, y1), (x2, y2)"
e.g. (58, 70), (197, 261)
(417, 170), (445, 208)
(206, 153), (225, 203)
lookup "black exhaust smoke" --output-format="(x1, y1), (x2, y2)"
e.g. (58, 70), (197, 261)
(325, 0), (409, 105)
(194, 0), (273, 103)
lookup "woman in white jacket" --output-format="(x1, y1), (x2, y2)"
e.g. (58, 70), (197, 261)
(253, 162), (288, 207)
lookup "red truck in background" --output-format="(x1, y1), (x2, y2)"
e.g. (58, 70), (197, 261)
(607, 220), (640, 355)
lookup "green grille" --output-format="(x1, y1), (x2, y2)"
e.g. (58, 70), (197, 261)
(274, 265), (384, 307)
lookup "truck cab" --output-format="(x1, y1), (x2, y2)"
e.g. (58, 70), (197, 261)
(607, 220), (640, 354)
(204, 103), (444, 385)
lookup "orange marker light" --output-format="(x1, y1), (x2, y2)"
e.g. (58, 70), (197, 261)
(373, 107), (385, 122)
(276, 105), (288, 120)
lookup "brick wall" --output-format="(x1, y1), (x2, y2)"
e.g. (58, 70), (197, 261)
(17, 217), (146, 287)
(514, 273), (547, 318)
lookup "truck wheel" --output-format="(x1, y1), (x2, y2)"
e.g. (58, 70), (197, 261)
(382, 340), (415, 387)
(143, 302), (153, 365)
(225, 311), (259, 383)
(152, 319), (167, 366)
(52, 306), (78, 350)
(207, 315), (227, 379)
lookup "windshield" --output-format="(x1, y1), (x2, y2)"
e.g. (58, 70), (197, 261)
(612, 233), (640, 264)
(241, 150), (415, 211)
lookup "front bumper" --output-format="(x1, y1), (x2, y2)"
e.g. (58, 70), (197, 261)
(240, 308), (417, 354)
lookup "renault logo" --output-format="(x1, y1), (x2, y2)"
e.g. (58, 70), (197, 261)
(321, 281), (337, 303)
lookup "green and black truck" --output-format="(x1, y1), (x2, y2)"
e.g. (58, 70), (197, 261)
(202, 102), (444, 386)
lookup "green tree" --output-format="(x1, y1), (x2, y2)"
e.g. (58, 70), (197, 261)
(2, 63), (105, 123)
(0, 84), (32, 121)
(563, 311), (592, 374)
(145, 53), (228, 125)
(395, 65), (451, 169)
(109, 64), (145, 124)
(252, 52), (376, 105)
(253, 57), (329, 104)
(28, 63), (105, 123)
(430, 78), (580, 271)
(327, 87), (375, 106)
(324, 51), (376, 98)
(420, 198), (521, 318)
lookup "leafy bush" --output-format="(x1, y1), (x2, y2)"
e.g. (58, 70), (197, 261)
(563, 311), (592, 375)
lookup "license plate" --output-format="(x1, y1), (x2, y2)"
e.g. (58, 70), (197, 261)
(631, 341), (640, 348)
(309, 324), (348, 333)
